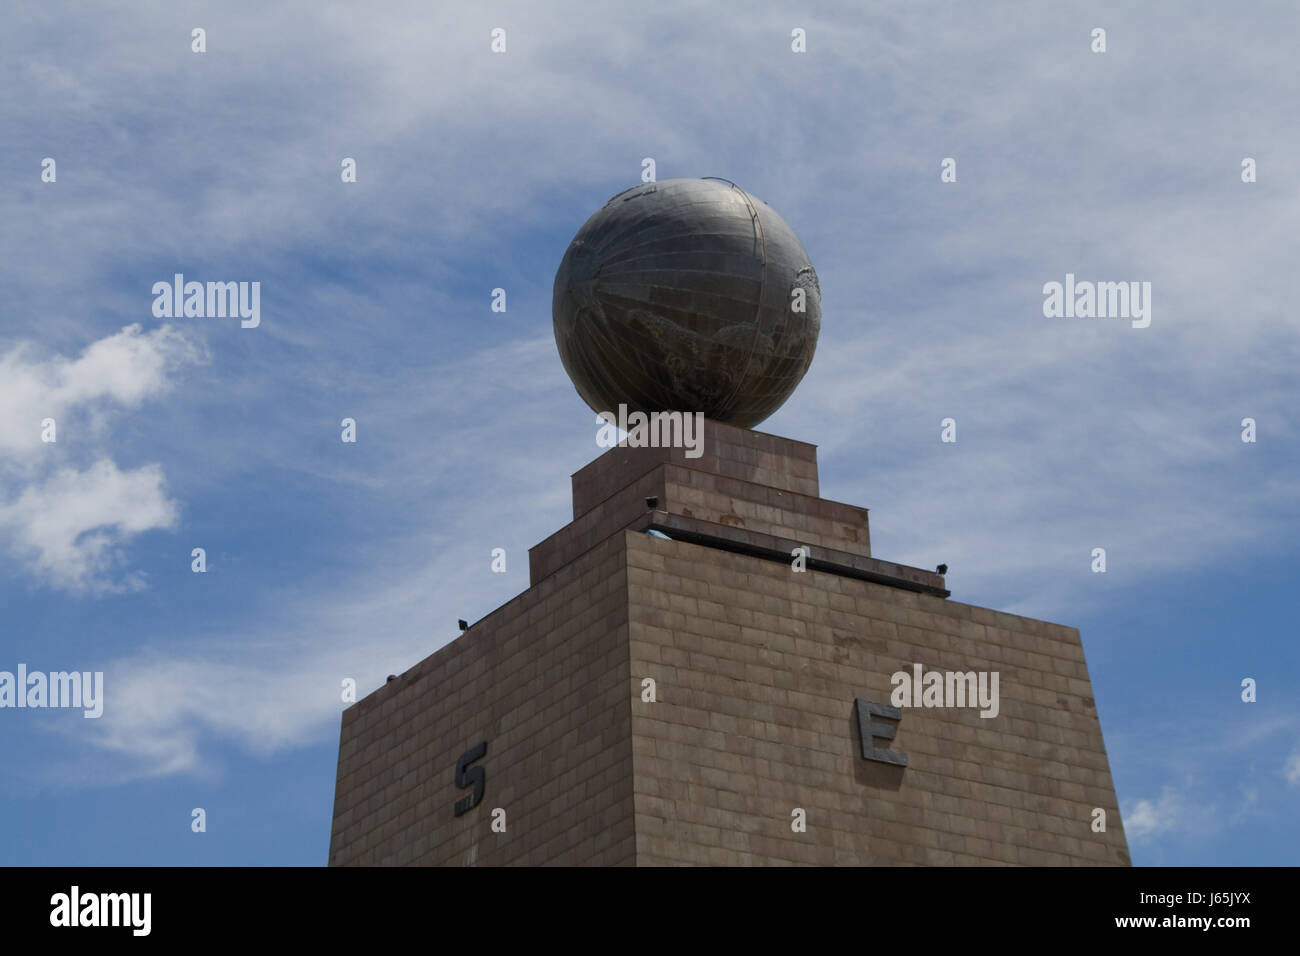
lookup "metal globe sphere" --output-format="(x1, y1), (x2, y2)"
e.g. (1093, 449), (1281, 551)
(552, 178), (820, 429)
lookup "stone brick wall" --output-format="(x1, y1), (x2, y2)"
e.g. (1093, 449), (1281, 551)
(329, 533), (636, 866)
(625, 530), (1129, 865)
(571, 420), (819, 518)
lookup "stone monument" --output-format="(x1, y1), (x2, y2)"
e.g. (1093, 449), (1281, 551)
(327, 179), (1129, 866)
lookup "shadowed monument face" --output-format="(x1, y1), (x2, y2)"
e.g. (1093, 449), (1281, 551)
(552, 177), (821, 429)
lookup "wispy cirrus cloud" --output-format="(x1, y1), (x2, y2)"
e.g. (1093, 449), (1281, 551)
(1285, 750), (1300, 787)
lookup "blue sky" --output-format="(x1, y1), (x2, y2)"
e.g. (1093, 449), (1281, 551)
(1, 0), (1297, 865)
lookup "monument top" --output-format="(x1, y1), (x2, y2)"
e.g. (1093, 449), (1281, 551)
(552, 178), (821, 429)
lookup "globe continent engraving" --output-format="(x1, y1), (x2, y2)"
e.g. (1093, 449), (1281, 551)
(552, 177), (821, 429)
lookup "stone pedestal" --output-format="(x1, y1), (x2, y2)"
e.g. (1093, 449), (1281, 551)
(328, 421), (1129, 866)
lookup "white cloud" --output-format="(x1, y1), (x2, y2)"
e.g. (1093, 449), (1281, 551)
(0, 325), (199, 593)
(0, 324), (200, 465)
(1108, 714), (1300, 851)
(1123, 788), (1187, 842)
(0, 459), (178, 594)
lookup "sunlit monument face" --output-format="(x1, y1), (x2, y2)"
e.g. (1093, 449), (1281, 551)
(552, 178), (821, 429)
